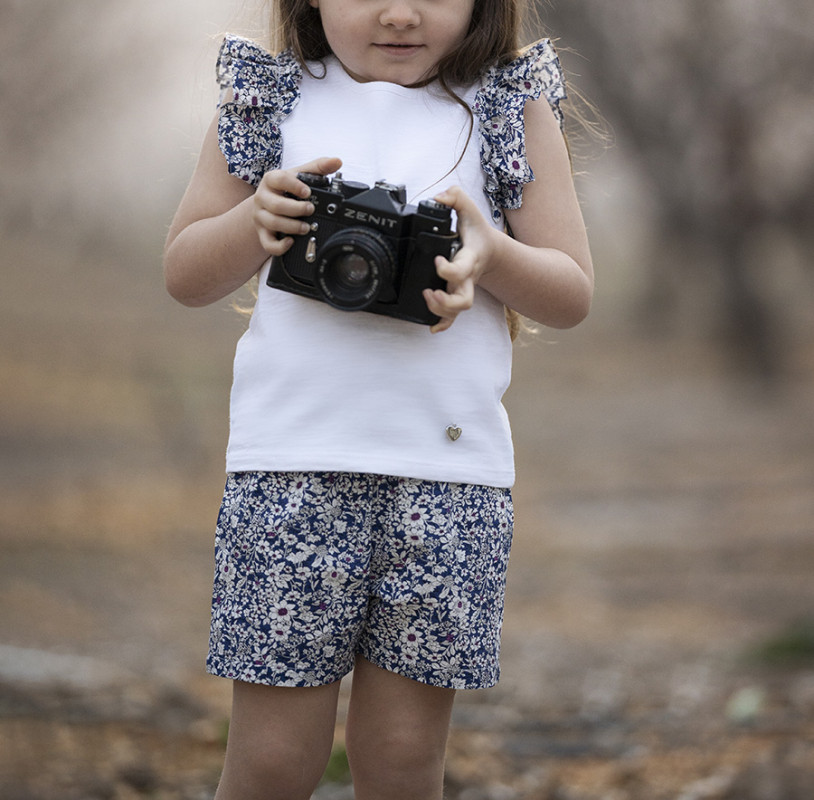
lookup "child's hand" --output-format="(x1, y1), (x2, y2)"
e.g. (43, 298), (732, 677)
(423, 186), (498, 334)
(253, 156), (343, 255)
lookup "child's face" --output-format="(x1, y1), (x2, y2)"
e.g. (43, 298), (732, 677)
(309, 0), (475, 85)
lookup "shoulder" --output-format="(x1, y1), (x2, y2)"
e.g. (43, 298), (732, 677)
(476, 39), (566, 128)
(217, 35), (303, 104)
(216, 35), (304, 186)
(473, 40), (567, 216)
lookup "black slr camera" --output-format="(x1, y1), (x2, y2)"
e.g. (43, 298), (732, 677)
(266, 172), (459, 325)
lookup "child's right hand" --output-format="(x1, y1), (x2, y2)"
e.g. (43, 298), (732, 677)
(253, 157), (343, 255)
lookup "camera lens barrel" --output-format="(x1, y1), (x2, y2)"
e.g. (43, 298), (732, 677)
(316, 228), (395, 310)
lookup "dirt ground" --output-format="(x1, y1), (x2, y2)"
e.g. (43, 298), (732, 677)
(1, 235), (813, 799)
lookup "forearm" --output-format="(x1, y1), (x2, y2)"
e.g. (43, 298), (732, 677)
(479, 226), (594, 329)
(163, 197), (268, 307)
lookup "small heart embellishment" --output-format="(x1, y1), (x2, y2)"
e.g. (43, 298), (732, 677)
(446, 425), (462, 442)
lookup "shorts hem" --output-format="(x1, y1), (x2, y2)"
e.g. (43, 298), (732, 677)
(206, 656), (499, 692)
(358, 647), (500, 691)
(206, 659), (352, 688)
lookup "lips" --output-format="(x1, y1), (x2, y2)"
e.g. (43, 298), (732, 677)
(374, 42), (423, 54)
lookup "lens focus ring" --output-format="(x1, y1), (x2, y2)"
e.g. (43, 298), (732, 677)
(316, 228), (395, 310)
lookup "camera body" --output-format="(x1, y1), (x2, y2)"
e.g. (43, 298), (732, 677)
(266, 173), (459, 325)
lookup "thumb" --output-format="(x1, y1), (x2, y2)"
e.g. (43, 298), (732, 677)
(300, 156), (343, 176)
(434, 184), (470, 211)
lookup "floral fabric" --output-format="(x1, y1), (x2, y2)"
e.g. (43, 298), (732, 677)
(214, 35), (567, 212)
(207, 471), (514, 690)
(475, 39), (567, 219)
(216, 36), (302, 185)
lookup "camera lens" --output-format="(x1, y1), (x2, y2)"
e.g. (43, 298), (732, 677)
(333, 253), (372, 291)
(316, 229), (395, 310)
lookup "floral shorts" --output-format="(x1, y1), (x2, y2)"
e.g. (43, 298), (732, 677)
(207, 471), (514, 690)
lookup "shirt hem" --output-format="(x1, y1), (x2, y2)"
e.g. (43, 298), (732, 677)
(224, 452), (515, 489)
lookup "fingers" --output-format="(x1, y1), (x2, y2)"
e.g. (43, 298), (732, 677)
(433, 185), (481, 226)
(424, 189), (479, 333)
(253, 194), (313, 254)
(424, 286), (473, 333)
(424, 254), (476, 334)
(433, 184), (467, 211)
(253, 157), (342, 255)
(252, 193), (310, 256)
(300, 155), (344, 178)
(424, 184), (499, 331)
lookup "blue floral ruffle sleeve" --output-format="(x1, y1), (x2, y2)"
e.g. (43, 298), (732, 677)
(474, 39), (567, 220)
(216, 35), (303, 186)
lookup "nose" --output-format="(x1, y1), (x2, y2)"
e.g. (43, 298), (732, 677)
(379, 0), (420, 28)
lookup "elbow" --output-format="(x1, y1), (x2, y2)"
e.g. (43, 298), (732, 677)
(544, 272), (594, 330)
(560, 288), (593, 328)
(166, 288), (209, 308)
(547, 299), (591, 329)
(163, 229), (209, 307)
(163, 239), (192, 306)
(163, 256), (208, 308)
(164, 263), (191, 306)
(165, 278), (212, 308)
(163, 237), (218, 307)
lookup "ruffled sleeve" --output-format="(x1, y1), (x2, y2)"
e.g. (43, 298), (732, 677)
(216, 35), (303, 186)
(474, 39), (567, 219)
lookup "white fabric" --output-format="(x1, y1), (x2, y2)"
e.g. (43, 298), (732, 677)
(225, 58), (515, 487)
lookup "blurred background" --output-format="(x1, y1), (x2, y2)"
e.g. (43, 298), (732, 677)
(1, 1), (813, 798)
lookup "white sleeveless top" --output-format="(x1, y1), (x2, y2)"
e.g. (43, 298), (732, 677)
(215, 37), (566, 488)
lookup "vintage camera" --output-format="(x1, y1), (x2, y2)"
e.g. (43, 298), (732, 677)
(266, 172), (459, 325)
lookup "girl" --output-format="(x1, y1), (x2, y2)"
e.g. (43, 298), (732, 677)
(164, 0), (593, 796)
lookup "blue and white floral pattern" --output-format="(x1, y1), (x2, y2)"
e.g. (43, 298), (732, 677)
(475, 39), (567, 220)
(207, 472), (514, 690)
(214, 35), (566, 209)
(216, 36), (302, 185)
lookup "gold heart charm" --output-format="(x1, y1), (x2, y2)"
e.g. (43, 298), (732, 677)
(446, 425), (462, 442)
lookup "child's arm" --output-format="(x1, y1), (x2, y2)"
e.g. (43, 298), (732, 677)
(164, 114), (341, 307)
(424, 95), (594, 333)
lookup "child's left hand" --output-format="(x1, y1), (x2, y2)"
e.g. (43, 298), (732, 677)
(423, 186), (498, 334)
